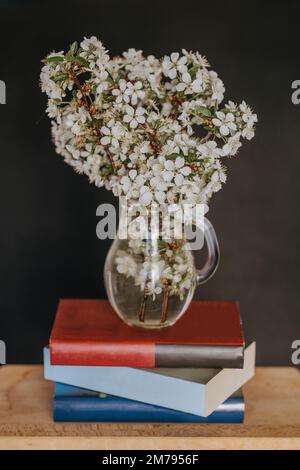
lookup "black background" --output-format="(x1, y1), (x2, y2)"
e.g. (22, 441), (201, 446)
(0, 0), (299, 364)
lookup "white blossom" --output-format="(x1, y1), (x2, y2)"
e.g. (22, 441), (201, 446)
(212, 111), (237, 136)
(116, 251), (137, 277)
(176, 71), (203, 94)
(124, 81), (145, 105)
(112, 79), (130, 104)
(162, 52), (187, 79)
(209, 71), (225, 103)
(123, 105), (146, 129)
(100, 120), (123, 148)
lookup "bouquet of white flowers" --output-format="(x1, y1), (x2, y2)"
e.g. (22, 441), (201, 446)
(40, 37), (257, 326)
(40, 36), (257, 210)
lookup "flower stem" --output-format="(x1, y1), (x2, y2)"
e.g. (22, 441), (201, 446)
(74, 75), (90, 109)
(160, 288), (169, 323)
(139, 290), (148, 322)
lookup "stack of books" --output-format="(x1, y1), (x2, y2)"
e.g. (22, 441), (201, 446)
(44, 299), (255, 423)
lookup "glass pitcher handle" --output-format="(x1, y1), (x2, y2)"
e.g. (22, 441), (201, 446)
(195, 217), (220, 285)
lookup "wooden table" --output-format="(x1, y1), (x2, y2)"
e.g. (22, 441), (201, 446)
(0, 366), (299, 450)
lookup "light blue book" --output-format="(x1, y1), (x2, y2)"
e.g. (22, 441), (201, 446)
(44, 342), (255, 417)
(54, 383), (245, 423)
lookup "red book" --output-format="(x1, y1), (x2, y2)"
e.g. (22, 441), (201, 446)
(50, 300), (244, 368)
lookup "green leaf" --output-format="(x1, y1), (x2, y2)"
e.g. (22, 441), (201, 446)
(188, 65), (198, 79)
(101, 165), (113, 176)
(76, 56), (89, 67)
(166, 153), (182, 160)
(69, 41), (78, 56)
(65, 51), (76, 62)
(54, 73), (69, 81)
(42, 55), (64, 63)
(195, 106), (212, 118)
(158, 240), (169, 250)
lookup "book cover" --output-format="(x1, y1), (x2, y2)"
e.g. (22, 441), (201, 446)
(50, 299), (244, 368)
(53, 383), (245, 423)
(44, 342), (255, 417)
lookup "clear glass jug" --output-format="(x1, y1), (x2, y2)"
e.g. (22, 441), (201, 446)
(104, 201), (219, 329)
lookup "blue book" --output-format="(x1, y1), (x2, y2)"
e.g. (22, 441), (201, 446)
(54, 383), (244, 423)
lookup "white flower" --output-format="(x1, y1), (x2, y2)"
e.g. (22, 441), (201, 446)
(212, 111), (237, 136)
(40, 65), (64, 100)
(180, 166), (191, 176)
(225, 100), (238, 113)
(164, 159), (174, 171)
(242, 124), (255, 140)
(79, 36), (109, 69)
(120, 175), (131, 192)
(222, 133), (242, 156)
(129, 169), (137, 180)
(139, 186), (152, 205)
(146, 284), (162, 300)
(175, 156), (185, 168)
(95, 70), (109, 94)
(123, 105), (146, 129)
(116, 251), (137, 277)
(174, 174), (184, 185)
(176, 72), (203, 94)
(80, 36), (104, 51)
(191, 74), (203, 93)
(112, 79), (130, 104)
(162, 52), (187, 79)
(65, 114), (81, 135)
(197, 141), (224, 158)
(239, 101), (257, 124)
(124, 81), (145, 105)
(123, 48), (143, 64)
(66, 144), (80, 159)
(162, 170), (173, 182)
(155, 191), (166, 204)
(176, 72), (192, 92)
(46, 101), (61, 123)
(239, 101), (257, 140)
(209, 71), (225, 103)
(100, 120), (122, 148)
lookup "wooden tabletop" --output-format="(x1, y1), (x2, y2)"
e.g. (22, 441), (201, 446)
(0, 365), (299, 450)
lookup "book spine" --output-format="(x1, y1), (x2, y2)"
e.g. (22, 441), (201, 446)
(155, 345), (244, 368)
(50, 340), (155, 367)
(53, 396), (244, 423)
(50, 341), (244, 368)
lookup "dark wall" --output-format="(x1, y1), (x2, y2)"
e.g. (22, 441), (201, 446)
(0, 0), (299, 364)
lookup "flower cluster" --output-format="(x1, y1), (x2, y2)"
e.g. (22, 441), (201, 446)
(40, 37), (257, 209)
(115, 207), (196, 301)
(116, 243), (194, 301)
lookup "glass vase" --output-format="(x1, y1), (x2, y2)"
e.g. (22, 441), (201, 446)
(104, 200), (219, 329)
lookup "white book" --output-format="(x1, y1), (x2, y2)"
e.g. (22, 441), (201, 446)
(44, 342), (255, 417)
